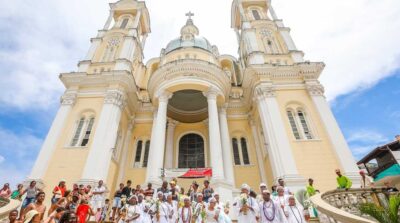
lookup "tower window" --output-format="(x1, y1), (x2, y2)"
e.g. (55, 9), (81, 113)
(71, 118), (85, 146)
(80, 117), (94, 147)
(298, 111), (313, 139)
(287, 110), (301, 140)
(120, 18), (129, 29)
(252, 10), (261, 20)
(232, 137), (251, 165)
(134, 140), (143, 163)
(142, 140), (150, 167)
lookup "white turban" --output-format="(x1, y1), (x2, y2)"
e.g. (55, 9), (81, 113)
(241, 183), (251, 191)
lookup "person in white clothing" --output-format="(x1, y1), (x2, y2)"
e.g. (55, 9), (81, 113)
(177, 197), (192, 223)
(92, 180), (108, 221)
(138, 194), (151, 223)
(165, 194), (178, 223)
(256, 183), (268, 202)
(273, 186), (289, 210)
(284, 196), (307, 223)
(151, 192), (169, 223)
(258, 190), (287, 223)
(125, 195), (142, 223)
(234, 184), (258, 223)
(278, 179), (292, 195)
(206, 198), (221, 223)
(214, 193), (231, 223)
(192, 193), (206, 223)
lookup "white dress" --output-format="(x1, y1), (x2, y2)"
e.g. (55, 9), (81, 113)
(177, 207), (192, 223)
(273, 195), (289, 209)
(127, 204), (142, 223)
(206, 208), (220, 223)
(234, 197), (258, 223)
(166, 201), (178, 223)
(258, 200), (288, 223)
(284, 205), (306, 223)
(139, 202), (151, 223)
(192, 202), (206, 223)
(151, 202), (169, 223)
(215, 202), (231, 223)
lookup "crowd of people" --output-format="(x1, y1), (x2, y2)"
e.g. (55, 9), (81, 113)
(0, 169), (393, 223)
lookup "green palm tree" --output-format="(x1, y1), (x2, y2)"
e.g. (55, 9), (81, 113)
(359, 194), (400, 223)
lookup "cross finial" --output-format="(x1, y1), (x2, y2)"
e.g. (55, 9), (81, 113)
(185, 11), (194, 20)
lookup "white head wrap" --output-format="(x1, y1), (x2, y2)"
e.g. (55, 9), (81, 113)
(241, 183), (251, 191)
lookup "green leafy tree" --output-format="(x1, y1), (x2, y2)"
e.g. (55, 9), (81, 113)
(359, 195), (400, 223)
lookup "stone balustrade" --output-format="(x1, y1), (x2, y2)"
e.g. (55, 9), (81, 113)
(310, 188), (399, 223)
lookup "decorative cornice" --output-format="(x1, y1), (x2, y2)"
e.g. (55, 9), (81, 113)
(104, 90), (127, 109)
(306, 84), (325, 96)
(156, 90), (173, 103)
(203, 87), (221, 100)
(60, 93), (77, 106)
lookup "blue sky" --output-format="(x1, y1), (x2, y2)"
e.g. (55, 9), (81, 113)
(0, 0), (400, 187)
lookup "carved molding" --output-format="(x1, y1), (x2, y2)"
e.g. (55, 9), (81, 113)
(306, 84), (325, 96)
(254, 85), (276, 100)
(104, 90), (127, 109)
(60, 93), (77, 106)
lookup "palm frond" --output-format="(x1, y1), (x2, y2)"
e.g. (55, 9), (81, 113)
(359, 203), (388, 223)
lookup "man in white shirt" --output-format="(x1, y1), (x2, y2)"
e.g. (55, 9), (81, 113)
(258, 190), (287, 223)
(257, 183), (268, 202)
(92, 180), (108, 213)
(284, 195), (306, 223)
(278, 178), (292, 195)
(234, 184), (258, 223)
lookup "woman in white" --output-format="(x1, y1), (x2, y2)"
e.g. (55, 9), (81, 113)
(125, 195), (142, 223)
(165, 194), (178, 223)
(151, 192), (169, 223)
(234, 184), (258, 223)
(193, 193), (207, 223)
(284, 196), (306, 223)
(258, 190), (287, 223)
(138, 194), (151, 223)
(214, 194), (231, 223)
(177, 198), (192, 223)
(273, 186), (289, 210)
(206, 198), (221, 223)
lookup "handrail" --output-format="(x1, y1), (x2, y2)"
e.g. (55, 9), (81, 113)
(310, 192), (376, 223)
(0, 198), (21, 220)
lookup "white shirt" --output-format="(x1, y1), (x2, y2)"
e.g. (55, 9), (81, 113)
(284, 205), (306, 223)
(92, 186), (106, 201)
(177, 207), (192, 223)
(126, 204), (142, 223)
(258, 200), (288, 223)
(234, 196), (258, 223)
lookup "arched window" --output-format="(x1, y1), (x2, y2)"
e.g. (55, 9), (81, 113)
(232, 137), (251, 165)
(71, 118), (85, 146)
(287, 110), (301, 140)
(297, 110), (313, 139)
(80, 117), (94, 147)
(133, 139), (151, 168)
(178, 134), (205, 168)
(120, 18), (129, 29)
(241, 138), (250, 165)
(252, 10), (261, 20)
(232, 138), (241, 165)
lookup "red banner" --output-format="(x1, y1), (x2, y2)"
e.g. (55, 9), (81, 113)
(178, 168), (213, 178)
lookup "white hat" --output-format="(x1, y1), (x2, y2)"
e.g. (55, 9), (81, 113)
(24, 210), (39, 223)
(241, 184), (250, 191)
(259, 183), (267, 187)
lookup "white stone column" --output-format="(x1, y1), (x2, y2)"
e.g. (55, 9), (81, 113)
(145, 91), (172, 186)
(249, 119), (268, 184)
(103, 10), (114, 30)
(254, 85), (306, 190)
(28, 93), (77, 185)
(164, 120), (177, 169)
(80, 90), (126, 185)
(218, 105), (235, 186)
(204, 89), (225, 181)
(306, 84), (360, 184)
(116, 122), (134, 186)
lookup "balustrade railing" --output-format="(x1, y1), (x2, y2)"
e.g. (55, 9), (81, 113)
(310, 188), (399, 223)
(0, 197), (20, 220)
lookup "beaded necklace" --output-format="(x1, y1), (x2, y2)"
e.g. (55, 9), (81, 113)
(180, 206), (192, 223)
(262, 200), (276, 221)
(289, 206), (303, 223)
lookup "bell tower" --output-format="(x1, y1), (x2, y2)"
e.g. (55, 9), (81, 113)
(77, 0), (150, 75)
(231, 0), (304, 66)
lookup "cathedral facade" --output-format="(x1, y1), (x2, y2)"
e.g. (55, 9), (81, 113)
(29, 0), (360, 201)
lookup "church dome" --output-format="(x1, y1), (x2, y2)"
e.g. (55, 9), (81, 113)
(165, 36), (213, 54)
(163, 12), (218, 56)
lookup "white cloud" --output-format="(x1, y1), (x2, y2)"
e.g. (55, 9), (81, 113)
(0, 0), (399, 111)
(0, 155), (4, 164)
(347, 130), (389, 145)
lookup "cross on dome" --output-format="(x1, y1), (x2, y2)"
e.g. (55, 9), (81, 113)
(185, 11), (194, 20)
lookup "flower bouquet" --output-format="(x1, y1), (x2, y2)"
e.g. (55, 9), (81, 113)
(200, 205), (206, 223)
(240, 193), (249, 215)
(155, 200), (161, 221)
